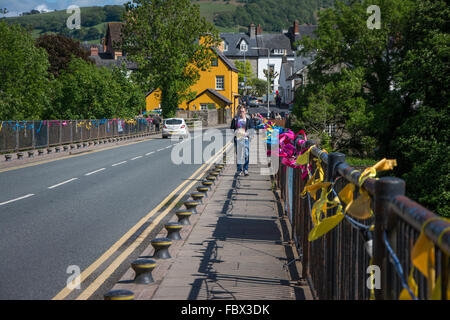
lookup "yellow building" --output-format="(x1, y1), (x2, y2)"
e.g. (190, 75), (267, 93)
(145, 48), (239, 117)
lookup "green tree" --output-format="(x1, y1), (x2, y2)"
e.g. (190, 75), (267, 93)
(48, 58), (142, 119)
(0, 21), (50, 120)
(294, 0), (449, 215)
(234, 60), (253, 94)
(248, 78), (267, 97)
(121, 0), (220, 118)
(296, 0), (414, 154)
(390, 0), (450, 216)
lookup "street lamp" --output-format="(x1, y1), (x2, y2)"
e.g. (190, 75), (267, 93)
(252, 46), (270, 117)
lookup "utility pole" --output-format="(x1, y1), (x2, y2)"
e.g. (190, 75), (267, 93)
(252, 47), (271, 117)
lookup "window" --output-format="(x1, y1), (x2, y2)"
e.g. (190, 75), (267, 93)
(216, 76), (224, 91)
(240, 40), (248, 52)
(325, 123), (336, 137)
(273, 49), (286, 55)
(223, 41), (228, 51)
(211, 58), (218, 66)
(201, 103), (215, 110)
(165, 119), (183, 125)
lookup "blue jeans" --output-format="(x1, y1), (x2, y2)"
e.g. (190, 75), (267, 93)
(235, 138), (249, 172)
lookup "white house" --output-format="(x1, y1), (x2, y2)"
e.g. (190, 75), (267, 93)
(221, 21), (317, 98)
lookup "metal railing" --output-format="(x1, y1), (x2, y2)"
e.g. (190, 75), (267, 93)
(0, 119), (157, 154)
(275, 139), (449, 300)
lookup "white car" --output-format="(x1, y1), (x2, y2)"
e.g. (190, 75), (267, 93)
(162, 118), (189, 139)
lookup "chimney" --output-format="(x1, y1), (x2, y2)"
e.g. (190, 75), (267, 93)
(256, 24), (262, 35)
(293, 20), (299, 35)
(249, 23), (256, 38)
(102, 38), (107, 53)
(90, 45), (98, 56)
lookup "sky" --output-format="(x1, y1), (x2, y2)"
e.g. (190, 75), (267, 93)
(0, 0), (128, 17)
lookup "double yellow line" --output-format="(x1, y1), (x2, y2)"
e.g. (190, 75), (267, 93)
(53, 141), (231, 300)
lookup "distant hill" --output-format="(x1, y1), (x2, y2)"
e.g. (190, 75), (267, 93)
(2, 1), (334, 43)
(214, 0), (336, 32)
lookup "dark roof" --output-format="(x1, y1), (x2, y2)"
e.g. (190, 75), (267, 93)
(145, 89), (156, 97)
(89, 54), (137, 70)
(256, 33), (295, 56)
(106, 22), (124, 49)
(286, 57), (315, 81)
(214, 48), (239, 72)
(287, 25), (318, 45)
(188, 88), (232, 105)
(80, 43), (104, 53)
(220, 33), (259, 58)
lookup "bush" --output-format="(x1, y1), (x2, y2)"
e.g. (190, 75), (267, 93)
(391, 106), (450, 216)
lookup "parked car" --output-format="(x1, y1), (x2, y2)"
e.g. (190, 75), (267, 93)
(162, 118), (189, 139)
(247, 96), (259, 107)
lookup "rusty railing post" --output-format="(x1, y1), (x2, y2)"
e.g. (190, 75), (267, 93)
(326, 152), (345, 299)
(373, 177), (405, 300)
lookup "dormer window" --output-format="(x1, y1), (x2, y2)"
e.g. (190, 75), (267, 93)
(273, 49), (286, 55)
(239, 40), (248, 52)
(223, 40), (228, 52)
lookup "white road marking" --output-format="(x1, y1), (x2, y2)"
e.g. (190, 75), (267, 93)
(85, 168), (106, 176)
(145, 152), (155, 156)
(0, 194), (35, 206)
(157, 148), (164, 152)
(130, 156), (143, 160)
(112, 161), (127, 167)
(48, 178), (78, 189)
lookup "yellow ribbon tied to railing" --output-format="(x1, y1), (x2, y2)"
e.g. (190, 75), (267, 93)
(306, 182), (345, 241)
(404, 218), (450, 300)
(295, 145), (315, 166)
(339, 158), (397, 220)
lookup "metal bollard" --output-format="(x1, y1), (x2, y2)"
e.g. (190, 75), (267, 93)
(55, 147), (61, 153)
(201, 180), (213, 188)
(184, 200), (199, 214)
(151, 238), (172, 259)
(190, 192), (205, 204)
(77, 143), (82, 149)
(206, 175), (216, 185)
(164, 222), (183, 240)
(17, 152), (23, 160)
(63, 146), (69, 151)
(28, 151), (34, 158)
(175, 210), (193, 225)
(196, 186), (209, 197)
(38, 149), (44, 156)
(5, 154), (12, 161)
(131, 259), (156, 284)
(209, 170), (220, 177)
(70, 145), (76, 149)
(104, 289), (134, 300)
(47, 148), (53, 154)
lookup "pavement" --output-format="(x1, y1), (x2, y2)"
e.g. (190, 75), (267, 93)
(108, 132), (312, 300)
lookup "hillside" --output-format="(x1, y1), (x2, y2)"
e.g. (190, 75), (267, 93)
(214, 0), (336, 31)
(2, 0), (333, 43)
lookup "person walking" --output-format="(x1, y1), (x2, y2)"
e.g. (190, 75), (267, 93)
(153, 115), (161, 132)
(230, 105), (255, 176)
